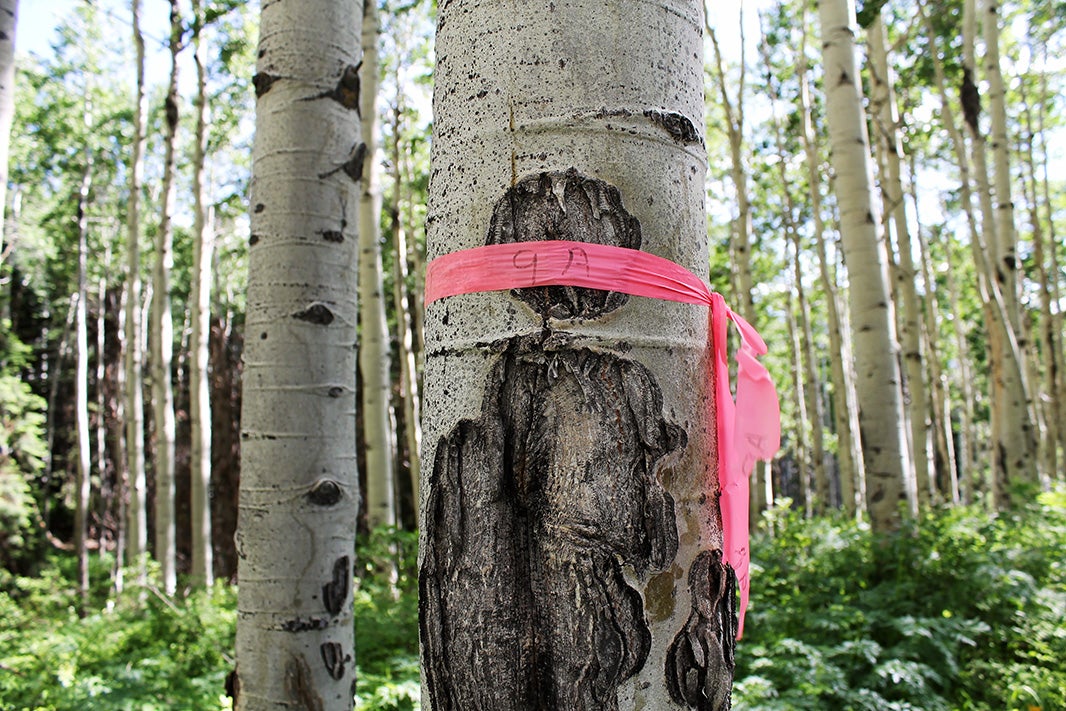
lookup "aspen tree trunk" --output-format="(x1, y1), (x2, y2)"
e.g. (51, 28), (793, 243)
(151, 0), (181, 595)
(235, 0), (362, 705)
(910, 166), (960, 503)
(961, 0), (1036, 503)
(762, 41), (828, 511)
(785, 286), (814, 517)
(358, 0), (396, 532)
(818, 0), (914, 530)
(1019, 94), (1058, 484)
(798, 12), (864, 518)
(868, 16), (933, 506)
(124, 0), (148, 581)
(389, 104), (421, 519)
(96, 252), (109, 559)
(75, 156), (92, 613)
(421, 1), (733, 708)
(0, 0), (15, 262)
(189, 0), (214, 587)
(920, 6), (984, 496)
(1035, 68), (1066, 469)
(706, 9), (755, 326)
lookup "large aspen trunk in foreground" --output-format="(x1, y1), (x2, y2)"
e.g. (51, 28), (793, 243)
(818, 0), (913, 531)
(235, 0), (362, 707)
(420, 2), (733, 709)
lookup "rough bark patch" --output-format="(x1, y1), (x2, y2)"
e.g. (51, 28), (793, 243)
(643, 110), (702, 146)
(322, 555), (350, 616)
(665, 549), (737, 711)
(421, 338), (684, 710)
(485, 169), (641, 320)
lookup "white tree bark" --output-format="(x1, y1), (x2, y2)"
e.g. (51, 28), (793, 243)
(960, 0), (1036, 503)
(358, 0), (396, 532)
(75, 156), (92, 612)
(0, 0), (15, 263)
(124, 0), (148, 582)
(235, 0), (362, 706)
(798, 11), (864, 518)
(389, 104), (421, 519)
(150, 0), (181, 595)
(868, 15), (932, 506)
(189, 0), (214, 587)
(818, 0), (914, 530)
(421, 1), (731, 708)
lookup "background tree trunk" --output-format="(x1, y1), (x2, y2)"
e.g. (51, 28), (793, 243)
(75, 153), (92, 613)
(358, 0), (397, 533)
(124, 0), (148, 583)
(818, 0), (913, 530)
(0, 0), (16, 263)
(421, 1), (732, 708)
(868, 15), (933, 507)
(189, 0), (214, 588)
(150, 0), (181, 595)
(798, 13), (864, 518)
(235, 0), (362, 705)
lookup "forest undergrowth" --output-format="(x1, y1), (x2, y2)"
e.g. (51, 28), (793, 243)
(1, 494), (1063, 711)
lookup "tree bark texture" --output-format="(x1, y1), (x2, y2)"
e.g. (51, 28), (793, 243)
(868, 15), (933, 507)
(124, 0), (148, 579)
(358, 0), (397, 532)
(236, 0), (362, 707)
(818, 0), (914, 530)
(798, 14), (864, 518)
(421, 2), (734, 709)
(0, 0), (16, 260)
(150, 0), (181, 595)
(190, 0), (214, 587)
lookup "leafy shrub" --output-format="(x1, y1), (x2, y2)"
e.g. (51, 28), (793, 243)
(734, 493), (1066, 711)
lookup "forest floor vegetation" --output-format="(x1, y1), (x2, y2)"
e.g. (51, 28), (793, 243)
(1, 495), (1063, 710)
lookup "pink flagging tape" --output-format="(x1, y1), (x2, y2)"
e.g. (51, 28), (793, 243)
(425, 240), (780, 639)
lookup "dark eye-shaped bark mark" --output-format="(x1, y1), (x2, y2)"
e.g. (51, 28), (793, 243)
(421, 170), (687, 710)
(485, 169), (642, 320)
(665, 549), (738, 711)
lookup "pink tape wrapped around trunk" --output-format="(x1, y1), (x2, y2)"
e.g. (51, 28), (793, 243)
(425, 240), (780, 638)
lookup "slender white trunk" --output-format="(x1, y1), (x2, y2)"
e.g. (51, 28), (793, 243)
(235, 0), (362, 705)
(706, 8), (755, 326)
(868, 16), (932, 507)
(960, 0), (1036, 504)
(124, 0), (148, 580)
(818, 0), (914, 530)
(798, 11), (864, 517)
(150, 0), (180, 595)
(358, 0), (396, 532)
(390, 105), (421, 519)
(189, 0), (214, 588)
(76, 157), (92, 612)
(0, 0), (16, 262)
(422, 2), (729, 708)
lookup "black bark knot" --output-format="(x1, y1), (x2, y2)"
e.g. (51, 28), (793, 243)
(320, 642), (349, 680)
(308, 479), (343, 506)
(253, 72), (278, 98)
(292, 304), (335, 325)
(331, 62), (362, 112)
(322, 556), (350, 616)
(665, 549), (737, 711)
(644, 109), (702, 145)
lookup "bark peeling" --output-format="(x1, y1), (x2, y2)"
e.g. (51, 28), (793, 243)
(421, 171), (688, 709)
(665, 549), (737, 711)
